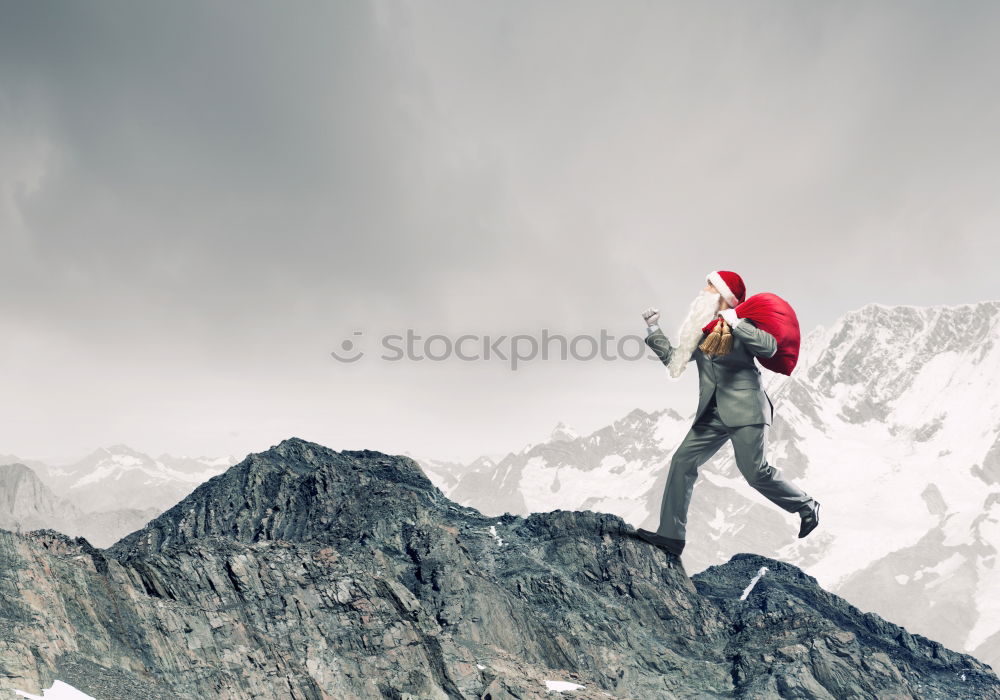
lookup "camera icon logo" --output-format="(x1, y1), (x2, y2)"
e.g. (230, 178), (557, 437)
(330, 330), (364, 363)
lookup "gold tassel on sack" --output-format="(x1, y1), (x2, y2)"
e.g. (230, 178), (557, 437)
(699, 320), (723, 354)
(699, 319), (734, 356)
(718, 321), (733, 354)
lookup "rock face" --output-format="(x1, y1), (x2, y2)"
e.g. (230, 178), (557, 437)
(0, 437), (997, 699)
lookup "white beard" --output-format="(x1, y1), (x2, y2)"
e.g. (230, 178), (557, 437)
(666, 289), (722, 379)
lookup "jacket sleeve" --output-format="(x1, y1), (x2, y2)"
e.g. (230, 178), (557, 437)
(645, 327), (697, 366)
(733, 319), (778, 358)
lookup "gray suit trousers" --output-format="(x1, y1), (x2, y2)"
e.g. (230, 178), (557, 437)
(656, 392), (814, 553)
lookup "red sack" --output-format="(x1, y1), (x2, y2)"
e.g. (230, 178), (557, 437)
(704, 292), (801, 375)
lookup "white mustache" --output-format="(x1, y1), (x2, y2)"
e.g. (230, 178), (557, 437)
(682, 289), (721, 326)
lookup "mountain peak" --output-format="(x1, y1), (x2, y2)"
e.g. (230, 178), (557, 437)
(102, 443), (145, 455)
(0, 462), (34, 478)
(0, 462), (81, 532)
(549, 422), (579, 442)
(108, 438), (445, 559)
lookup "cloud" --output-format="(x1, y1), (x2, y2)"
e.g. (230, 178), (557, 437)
(1, 1), (998, 460)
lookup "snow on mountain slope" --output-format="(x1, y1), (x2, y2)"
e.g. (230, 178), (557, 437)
(416, 299), (1000, 672)
(14, 679), (95, 699)
(766, 302), (1000, 654)
(35, 445), (238, 513)
(406, 453), (501, 496)
(727, 301), (1000, 666)
(440, 408), (693, 528)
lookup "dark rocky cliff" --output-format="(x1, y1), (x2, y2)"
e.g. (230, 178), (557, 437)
(0, 437), (996, 699)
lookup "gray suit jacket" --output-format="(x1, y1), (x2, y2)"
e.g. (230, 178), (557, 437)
(645, 320), (777, 427)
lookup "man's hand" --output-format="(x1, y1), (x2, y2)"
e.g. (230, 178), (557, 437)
(642, 307), (660, 326)
(719, 308), (740, 327)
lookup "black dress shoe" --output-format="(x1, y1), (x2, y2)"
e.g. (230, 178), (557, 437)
(798, 501), (820, 538)
(634, 528), (684, 557)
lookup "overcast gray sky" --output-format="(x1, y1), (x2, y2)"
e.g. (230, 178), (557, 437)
(2, 1), (998, 464)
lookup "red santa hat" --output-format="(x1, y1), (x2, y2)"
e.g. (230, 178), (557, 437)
(707, 270), (746, 308)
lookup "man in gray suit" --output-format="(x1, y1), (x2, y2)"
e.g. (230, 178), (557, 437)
(635, 270), (820, 564)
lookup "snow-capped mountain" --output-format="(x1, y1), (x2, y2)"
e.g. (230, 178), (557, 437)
(1, 446), (238, 545)
(32, 444), (238, 513)
(414, 299), (1000, 673)
(0, 462), (158, 547)
(403, 452), (505, 496)
(770, 300), (1000, 667)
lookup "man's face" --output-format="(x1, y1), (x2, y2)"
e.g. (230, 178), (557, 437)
(703, 283), (730, 312)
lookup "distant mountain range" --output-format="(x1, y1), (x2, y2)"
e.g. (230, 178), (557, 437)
(0, 446), (236, 546)
(412, 300), (1000, 675)
(2, 438), (996, 699)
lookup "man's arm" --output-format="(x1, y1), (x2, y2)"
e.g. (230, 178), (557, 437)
(645, 325), (696, 366)
(732, 319), (778, 358)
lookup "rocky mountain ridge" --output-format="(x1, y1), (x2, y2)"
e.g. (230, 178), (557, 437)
(0, 437), (997, 699)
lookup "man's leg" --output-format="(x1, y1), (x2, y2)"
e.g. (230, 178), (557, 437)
(656, 397), (731, 553)
(729, 422), (815, 514)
